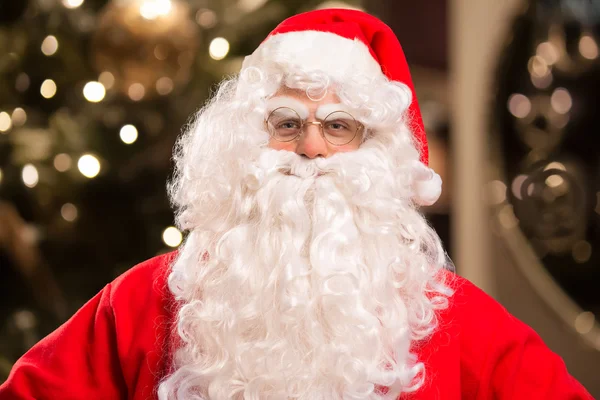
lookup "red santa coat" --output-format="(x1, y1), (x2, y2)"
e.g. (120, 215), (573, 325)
(0, 252), (593, 399)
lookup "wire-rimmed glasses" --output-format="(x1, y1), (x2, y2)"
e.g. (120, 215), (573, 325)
(265, 107), (363, 146)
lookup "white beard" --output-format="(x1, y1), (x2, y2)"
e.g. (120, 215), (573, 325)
(159, 141), (451, 400)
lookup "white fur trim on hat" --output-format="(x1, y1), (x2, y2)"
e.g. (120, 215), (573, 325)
(410, 161), (442, 206)
(241, 30), (385, 81)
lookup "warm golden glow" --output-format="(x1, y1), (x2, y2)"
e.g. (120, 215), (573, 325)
(128, 83), (146, 101)
(550, 87), (572, 114)
(77, 154), (101, 178)
(139, 0), (172, 20)
(579, 34), (599, 60)
(120, 124), (138, 144)
(0, 168), (3, 185)
(162, 226), (183, 247)
(83, 81), (106, 103)
(507, 94), (531, 119)
(22, 164), (39, 188)
(0, 112), (12, 132)
(41, 35), (59, 56)
(209, 37), (230, 60)
(62, 0), (84, 8)
(41, 79), (57, 99)
(54, 153), (72, 172)
(11, 107), (27, 127)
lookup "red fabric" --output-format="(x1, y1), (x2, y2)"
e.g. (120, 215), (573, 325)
(268, 9), (429, 165)
(0, 252), (593, 399)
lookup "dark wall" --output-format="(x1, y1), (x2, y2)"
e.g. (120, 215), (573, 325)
(366, 0), (448, 70)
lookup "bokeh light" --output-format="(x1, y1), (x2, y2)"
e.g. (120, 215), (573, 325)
(550, 88), (572, 114)
(54, 153), (72, 172)
(572, 241), (592, 264)
(156, 77), (174, 95)
(41, 35), (59, 56)
(574, 311), (595, 334)
(77, 154), (101, 178)
(15, 73), (30, 92)
(545, 174), (564, 188)
(98, 71), (115, 90)
(0, 112), (12, 132)
(196, 9), (217, 28)
(544, 161), (567, 171)
(139, 0), (172, 20)
(579, 35), (599, 60)
(486, 180), (508, 205)
(162, 226), (183, 247)
(528, 55), (549, 78)
(209, 37), (230, 60)
(507, 94), (531, 119)
(83, 81), (106, 103)
(40, 79), (57, 99)
(536, 41), (559, 65)
(128, 83), (146, 101)
(11, 107), (27, 127)
(62, 0), (84, 9)
(22, 164), (39, 188)
(120, 124), (138, 144)
(61, 203), (78, 222)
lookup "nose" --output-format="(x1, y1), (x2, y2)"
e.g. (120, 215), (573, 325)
(296, 123), (328, 159)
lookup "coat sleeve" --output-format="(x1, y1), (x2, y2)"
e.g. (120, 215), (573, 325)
(455, 278), (594, 400)
(0, 283), (128, 400)
(481, 313), (594, 399)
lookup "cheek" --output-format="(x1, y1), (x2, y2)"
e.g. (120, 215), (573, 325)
(330, 131), (363, 153)
(329, 141), (361, 153)
(268, 138), (297, 151)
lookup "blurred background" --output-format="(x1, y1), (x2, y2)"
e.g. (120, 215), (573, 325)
(0, 0), (598, 395)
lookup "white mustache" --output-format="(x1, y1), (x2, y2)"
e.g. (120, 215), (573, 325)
(257, 150), (339, 179)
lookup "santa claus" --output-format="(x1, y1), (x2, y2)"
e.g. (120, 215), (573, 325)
(0, 8), (593, 400)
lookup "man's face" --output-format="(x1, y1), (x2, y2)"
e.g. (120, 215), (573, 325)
(266, 87), (363, 157)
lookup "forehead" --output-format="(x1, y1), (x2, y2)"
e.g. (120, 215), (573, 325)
(273, 87), (340, 105)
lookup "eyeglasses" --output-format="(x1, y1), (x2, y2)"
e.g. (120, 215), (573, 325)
(265, 107), (363, 146)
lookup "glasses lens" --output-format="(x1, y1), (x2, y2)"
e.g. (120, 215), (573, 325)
(267, 107), (302, 141)
(323, 111), (360, 145)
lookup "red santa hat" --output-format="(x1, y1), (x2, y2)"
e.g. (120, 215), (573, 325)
(242, 8), (442, 205)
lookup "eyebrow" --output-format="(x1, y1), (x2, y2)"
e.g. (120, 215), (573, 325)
(314, 103), (355, 120)
(266, 96), (355, 121)
(266, 97), (310, 119)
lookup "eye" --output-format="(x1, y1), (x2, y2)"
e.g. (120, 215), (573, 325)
(278, 120), (300, 129)
(325, 120), (350, 130)
(329, 122), (346, 130)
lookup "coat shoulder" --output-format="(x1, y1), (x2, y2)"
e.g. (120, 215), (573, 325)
(109, 251), (177, 306)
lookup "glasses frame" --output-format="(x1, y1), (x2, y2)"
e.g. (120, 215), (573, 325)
(265, 107), (363, 146)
